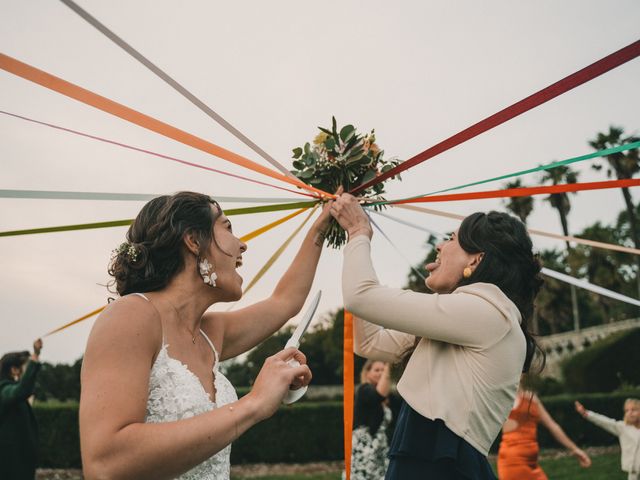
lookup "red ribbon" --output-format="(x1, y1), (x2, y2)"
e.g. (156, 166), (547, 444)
(351, 39), (640, 195)
(391, 178), (640, 204)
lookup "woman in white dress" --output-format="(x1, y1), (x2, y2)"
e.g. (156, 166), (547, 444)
(79, 191), (330, 480)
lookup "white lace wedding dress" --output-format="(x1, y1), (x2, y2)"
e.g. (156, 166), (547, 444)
(145, 329), (238, 479)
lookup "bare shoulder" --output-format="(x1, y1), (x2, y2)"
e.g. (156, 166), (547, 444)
(201, 310), (225, 352)
(85, 295), (162, 368)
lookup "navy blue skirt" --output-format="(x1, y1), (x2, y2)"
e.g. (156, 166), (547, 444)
(386, 401), (497, 480)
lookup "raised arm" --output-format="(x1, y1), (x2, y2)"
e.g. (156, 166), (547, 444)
(214, 203), (332, 360)
(80, 297), (310, 480)
(538, 396), (591, 468)
(343, 236), (514, 348)
(575, 401), (623, 437)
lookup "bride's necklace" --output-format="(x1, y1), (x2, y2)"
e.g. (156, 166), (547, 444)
(167, 300), (200, 344)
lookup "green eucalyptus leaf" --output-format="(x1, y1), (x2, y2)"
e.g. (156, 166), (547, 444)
(300, 169), (315, 179)
(292, 160), (305, 170)
(318, 127), (333, 135)
(340, 125), (355, 142)
(292, 147), (303, 159)
(304, 142), (310, 155)
(361, 169), (377, 184)
(325, 137), (336, 150)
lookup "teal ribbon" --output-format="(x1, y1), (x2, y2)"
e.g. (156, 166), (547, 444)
(370, 141), (640, 206)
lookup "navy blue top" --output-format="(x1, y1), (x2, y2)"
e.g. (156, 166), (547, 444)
(386, 400), (497, 480)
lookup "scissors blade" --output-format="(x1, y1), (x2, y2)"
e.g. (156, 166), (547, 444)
(285, 290), (322, 348)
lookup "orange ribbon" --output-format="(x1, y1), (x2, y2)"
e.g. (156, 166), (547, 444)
(392, 178), (640, 204)
(0, 53), (330, 198)
(343, 309), (354, 480)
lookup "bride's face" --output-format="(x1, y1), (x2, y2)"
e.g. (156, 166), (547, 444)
(206, 209), (247, 301)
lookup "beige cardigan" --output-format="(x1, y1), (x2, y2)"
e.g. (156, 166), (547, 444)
(343, 236), (526, 455)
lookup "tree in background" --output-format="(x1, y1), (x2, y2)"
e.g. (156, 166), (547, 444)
(589, 126), (640, 298)
(502, 179), (534, 224)
(540, 164), (582, 331)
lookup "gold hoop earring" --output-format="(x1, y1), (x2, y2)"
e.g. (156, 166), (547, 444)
(463, 267), (472, 279)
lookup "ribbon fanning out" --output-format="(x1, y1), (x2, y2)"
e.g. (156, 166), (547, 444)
(0, 53), (330, 198)
(59, 0), (298, 180)
(351, 39), (640, 194)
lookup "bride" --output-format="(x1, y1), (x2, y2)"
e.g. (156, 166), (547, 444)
(80, 191), (330, 480)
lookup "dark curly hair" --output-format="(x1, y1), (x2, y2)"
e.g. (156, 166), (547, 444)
(457, 211), (545, 373)
(108, 191), (223, 296)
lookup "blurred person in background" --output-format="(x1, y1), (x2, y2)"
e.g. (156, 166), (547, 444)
(0, 338), (43, 480)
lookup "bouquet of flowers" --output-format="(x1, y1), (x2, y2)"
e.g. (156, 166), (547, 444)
(291, 117), (401, 248)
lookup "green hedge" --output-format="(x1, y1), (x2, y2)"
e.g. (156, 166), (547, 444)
(34, 391), (640, 468)
(561, 327), (640, 393)
(34, 401), (81, 468)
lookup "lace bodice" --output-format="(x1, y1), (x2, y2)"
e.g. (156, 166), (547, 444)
(145, 330), (238, 480)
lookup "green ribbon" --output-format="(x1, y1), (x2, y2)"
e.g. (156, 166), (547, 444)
(0, 201), (318, 237)
(370, 141), (640, 206)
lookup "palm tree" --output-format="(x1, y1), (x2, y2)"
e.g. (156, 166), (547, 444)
(502, 179), (534, 224)
(540, 165), (581, 331)
(589, 126), (640, 298)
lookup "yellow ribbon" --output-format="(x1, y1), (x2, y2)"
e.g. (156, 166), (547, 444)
(44, 208), (314, 337)
(242, 205), (318, 296)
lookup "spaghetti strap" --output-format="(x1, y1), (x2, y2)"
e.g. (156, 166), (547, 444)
(130, 292), (165, 345)
(199, 329), (220, 367)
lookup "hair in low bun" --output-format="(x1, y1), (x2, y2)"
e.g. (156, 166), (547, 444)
(108, 192), (222, 296)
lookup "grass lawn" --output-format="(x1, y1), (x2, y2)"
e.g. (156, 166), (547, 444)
(231, 449), (626, 480)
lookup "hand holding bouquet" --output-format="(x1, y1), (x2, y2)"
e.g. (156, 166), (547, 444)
(291, 117), (401, 248)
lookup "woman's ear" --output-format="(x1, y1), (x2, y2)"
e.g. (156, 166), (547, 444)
(183, 231), (201, 256)
(469, 252), (484, 268)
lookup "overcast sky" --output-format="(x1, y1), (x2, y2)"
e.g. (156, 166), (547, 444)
(1, 0), (639, 364)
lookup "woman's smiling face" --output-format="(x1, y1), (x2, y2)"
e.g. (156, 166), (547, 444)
(425, 231), (482, 294)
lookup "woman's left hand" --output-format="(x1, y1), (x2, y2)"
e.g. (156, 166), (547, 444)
(330, 193), (372, 241)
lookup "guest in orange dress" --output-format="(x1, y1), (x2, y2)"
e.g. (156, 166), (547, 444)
(497, 387), (591, 480)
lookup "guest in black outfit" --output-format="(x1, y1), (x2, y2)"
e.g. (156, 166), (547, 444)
(0, 338), (43, 480)
(350, 360), (392, 480)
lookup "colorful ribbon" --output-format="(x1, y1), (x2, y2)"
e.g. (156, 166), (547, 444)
(393, 204), (640, 255)
(362, 211), (640, 310)
(241, 206), (318, 295)
(351, 39), (640, 194)
(0, 201), (317, 237)
(0, 53), (330, 198)
(343, 310), (354, 480)
(390, 178), (640, 205)
(239, 208), (309, 243)
(540, 267), (640, 307)
(0, 110), (314, 198)
(59, 0), (298, 181)
(43, 306), (106, 337)
(0, 189), (303, 204)
(42, 206), (315, 336)
(376, 141), (640, 205)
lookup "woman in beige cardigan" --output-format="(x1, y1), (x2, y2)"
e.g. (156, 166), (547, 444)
(331, 194), (544, 480)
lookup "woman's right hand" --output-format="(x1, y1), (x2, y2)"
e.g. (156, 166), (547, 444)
(247, 348), (312, 421)
(330, 193), (372, 240)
